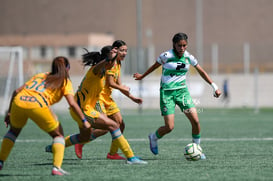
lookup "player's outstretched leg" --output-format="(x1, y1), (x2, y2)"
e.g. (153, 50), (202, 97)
(111, 128), (147, 164)
(0, 130), (18, 170)
(107, 140), (125, 160)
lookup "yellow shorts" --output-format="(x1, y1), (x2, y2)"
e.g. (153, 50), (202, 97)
(70, 104), (100, 129)
(10, 103), (59, 133)
(98, 96), (120, 116)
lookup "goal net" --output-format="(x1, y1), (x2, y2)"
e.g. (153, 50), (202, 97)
(0, 46), (24, 115)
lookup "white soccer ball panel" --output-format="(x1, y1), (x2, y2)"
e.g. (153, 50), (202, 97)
(184, 143), (202, 161)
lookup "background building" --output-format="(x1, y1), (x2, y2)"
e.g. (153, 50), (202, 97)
(1, 0), (273, 73)
(0, 0), (272, 111)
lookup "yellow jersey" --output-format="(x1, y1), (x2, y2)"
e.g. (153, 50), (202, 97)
(75, 67), (105, 113)
(100, 60), (121, 98)
(14, 72), (74, 109)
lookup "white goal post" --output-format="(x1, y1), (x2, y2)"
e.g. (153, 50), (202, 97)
(0, 46), (24, 115)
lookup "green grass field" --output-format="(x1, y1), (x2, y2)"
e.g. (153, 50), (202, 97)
(0, 108), (273, 181)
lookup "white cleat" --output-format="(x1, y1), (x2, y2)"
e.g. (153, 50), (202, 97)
(52, 167), (70, 176)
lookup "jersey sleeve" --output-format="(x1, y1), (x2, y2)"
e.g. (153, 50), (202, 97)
(63, 79), (74, 96)
(156, 51), (168, 65)
(189, 54), (198, 66)
(106, 62), (120, 77)
(105, 69), (115, 76)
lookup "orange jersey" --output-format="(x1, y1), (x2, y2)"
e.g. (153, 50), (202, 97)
(14, 73), (74, 109)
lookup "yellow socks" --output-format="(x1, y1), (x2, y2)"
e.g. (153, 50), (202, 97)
(52, 137), (65, 168)
(0, 131), (16, 161)
(65, 133), (92, 148)
(109, 141), (119, 155)
(111, 129), (134, 158)
(64, 134), (81, 147)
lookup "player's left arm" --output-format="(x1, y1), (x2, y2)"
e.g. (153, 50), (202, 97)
(194, 64), (221, 98)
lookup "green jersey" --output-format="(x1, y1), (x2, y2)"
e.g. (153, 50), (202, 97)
(157, 49), (198, 90)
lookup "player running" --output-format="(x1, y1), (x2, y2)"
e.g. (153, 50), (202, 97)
(74, 40), (143, 160)
(0, 56), (89, 175)
(134, 32), (221, 159)
(46, 46), (147, 164)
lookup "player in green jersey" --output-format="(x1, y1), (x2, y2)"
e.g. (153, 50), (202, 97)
(133, 32), (221, 159)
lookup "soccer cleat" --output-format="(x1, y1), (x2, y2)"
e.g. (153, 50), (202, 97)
(126, 156), (148, 164)
(107, 153), (126, 160)
(200, 153), (206, 160)
(52, 166), (70, 176)
(45, 145), (52, 153)
(75, 144), (84, 159)
(148, 133), (158, 155)
(0, 161), (3, 170)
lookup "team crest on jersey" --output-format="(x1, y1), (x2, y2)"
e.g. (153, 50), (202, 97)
(163, 106), (168, 113)
(90, 111), (97, 116)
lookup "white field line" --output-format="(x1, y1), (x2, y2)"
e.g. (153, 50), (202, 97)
(1, 137), (273, 143)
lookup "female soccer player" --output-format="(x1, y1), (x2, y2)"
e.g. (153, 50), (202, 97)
(74, 40), (143, 160)
(0, 56), (89, 175)
(133, 32), (221, 159)
(63, 46), (147, 164)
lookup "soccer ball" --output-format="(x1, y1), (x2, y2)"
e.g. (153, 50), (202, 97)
(184, 143), (203, 161)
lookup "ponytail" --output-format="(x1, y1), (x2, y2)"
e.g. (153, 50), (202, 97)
(45, 56), (70, 89)
(82, 46), (112, 67)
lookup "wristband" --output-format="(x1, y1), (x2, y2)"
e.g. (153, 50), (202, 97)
(82, 118), (87, 123)
(211, 82), (218, 92)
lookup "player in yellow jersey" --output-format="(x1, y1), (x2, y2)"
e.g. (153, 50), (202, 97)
(53, 46), (147, 164)
(0, 56), (90, 176)
(74, 40), (143, 160)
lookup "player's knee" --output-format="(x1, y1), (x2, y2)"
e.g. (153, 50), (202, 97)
(108, 121), (119, 132)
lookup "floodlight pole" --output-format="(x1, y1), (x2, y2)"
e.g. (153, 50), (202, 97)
(212, 43), (218, 75)
(244, 43), (250, 74)
(196, 0), (203, 65)
(254, 68), (259, 113)
(136, 0), (143, 113)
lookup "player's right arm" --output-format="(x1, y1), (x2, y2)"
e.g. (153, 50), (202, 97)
(133, 61), (161, 80)
(4, 84), (26, 127)
(64, 94), (91, 129)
